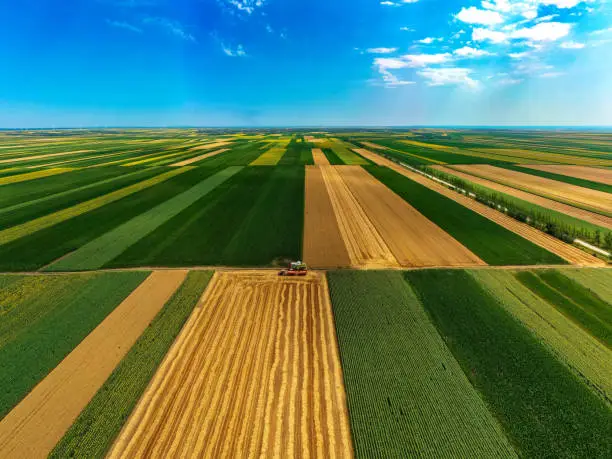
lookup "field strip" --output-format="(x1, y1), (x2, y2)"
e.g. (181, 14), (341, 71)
(108, 271), (353, 458)
(0, 168), (189, 246)
(432, 166), (612, 229)
(171, 148), (229, 166)
(311, 148), (330, 165)
(29, 149), (143, 168)
(0, 167), (74, 187)
(0, 270), (188, 458)
(452, 164), (612, 217)
(303, 166), (351, 268)
(0, 168), (154, 218)
(360, 141), (387, 150)
(338, 166), (486, 267)
(186, 140), (232, 152)
(46, 167), (244, 271)
(473, 270), (612, 404)
(355, 148), (604, 266)
(319, 165), (399, 268)
(328, 139), (369, 165)
(521, 164), (612, 186)
(0, 150), (94, 165)
(250, 144), (289, 165)
(122, 149), (197, 167)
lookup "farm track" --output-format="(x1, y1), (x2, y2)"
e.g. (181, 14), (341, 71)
(319, 165), (399, 268)
(108, 270), (353, 459)
(0, 270), (188, 458)
(432, 165), (612, 229)
(522, 164), (612, 186)
(452, 164), (612, 217)
(339, 166), (486, 267)
(311, 148), (330, 165)
(303, 166), (352, 268)
(355, 148), (605, 266)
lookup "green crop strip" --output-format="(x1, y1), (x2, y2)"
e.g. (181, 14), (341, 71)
(0, 167), (74, 186)
(327, 271), (516, 458)
(108, 166), (304, 267)
(51, 270), (212, 459)
(321, 147), (345, 165)
(405, 269), (612, 458)
(473, 270), (612, 405)
(0, 168), (188, 247)
(561, 268), (612, 304)
(503, 164), (612, 194)
(0, 271), (148, 419)
(328, 139), (370, 165)
(46, 166), (243, 271)
(515, 271), (612, 348)
(366, 165), (565, 265)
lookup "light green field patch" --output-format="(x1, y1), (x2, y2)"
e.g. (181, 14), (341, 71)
(561, 268), (612, 305)
(471, 269), (612, 405)
(0, 168), (188, 246)
(249, 141), (289, 165)
(0, 168), (74, 186)
(328, 139), (370, 165)
(46, 166), (243, 270)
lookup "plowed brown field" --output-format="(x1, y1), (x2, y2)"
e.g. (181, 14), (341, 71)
(171, 148), (229, 166)
(432, 166), (612, 229)
(360, 141), (387, 150)
(338, 166), (485, 267)
(0, 270), (188, 458)
(319, 165), (399, 268)
(303, 166), (351, 267)
(351, 148), (604, 266)
(452, 164), (612, 216)
(311, 148), (330, 165)
(522, 164), (612, 186)
(187, 140), (232, 152)
(108, 271), (353, 459)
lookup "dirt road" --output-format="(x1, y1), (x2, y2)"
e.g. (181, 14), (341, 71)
(108, 271), (353, 459)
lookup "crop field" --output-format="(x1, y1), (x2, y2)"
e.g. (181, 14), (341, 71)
(0, 128), (611, 458)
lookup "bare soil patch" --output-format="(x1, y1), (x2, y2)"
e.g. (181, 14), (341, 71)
(311, 148), (330, 166)
(522, 164), (612, 186)
(171, 148), (229, 167)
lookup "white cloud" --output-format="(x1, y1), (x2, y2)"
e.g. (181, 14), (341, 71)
(473, 28), (508, 43)
(143, 17), (195, 41)
(418, 67), (479, 88)
(381, 0), (419, 6)
(224, 0), (266, 15)
(222, 44), (246, 57)
(535, 14), (559, 23)
(540, 0), (584, 7)
(416, 37), (443, 44)
(591, 27), (612, 35)
(454, 46), (493, 57)
(512, 22), (572, 42)
(508, 51), (530, 59)
(403, 53), (453, 66)
(380, 70), (415, 87)
(367, 47), (398, 54)
(560, 40), (585, 49)
(456, 7), (504, 25)
(400, 26), (415, 32)
(540, 71), (565, 77)
(374, 57), (410, 70)
(498, 77), (523, 85)
(106, 19), (142, 33)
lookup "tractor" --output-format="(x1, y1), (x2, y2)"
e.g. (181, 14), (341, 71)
(279, 261), (308, 276)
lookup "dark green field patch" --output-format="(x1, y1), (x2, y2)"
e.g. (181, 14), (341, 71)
(321, 147), (345, 165)
(0, 167), (222, 271)
(405, 269), (612, 458)
(278, 138), (311, 165)
(0, 271), (148, 419)
(515, 270), (612, 348)
(374, 140), (510, 165)
(195, 141), (266, 167)
(327, 271), (516, 458)
(366, 166), (565, 265)
(107, 166), (304, 267)
(51, 270), (212, 459)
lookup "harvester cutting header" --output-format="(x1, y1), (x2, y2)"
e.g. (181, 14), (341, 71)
(279, 261), (308, 276)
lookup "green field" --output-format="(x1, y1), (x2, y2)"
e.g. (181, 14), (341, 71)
(0, 271), (148, 419)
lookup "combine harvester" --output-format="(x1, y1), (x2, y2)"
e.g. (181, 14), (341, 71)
(279, 261), (308, 276)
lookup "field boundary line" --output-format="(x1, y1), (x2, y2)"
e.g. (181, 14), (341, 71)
(0, 270), (188, 458)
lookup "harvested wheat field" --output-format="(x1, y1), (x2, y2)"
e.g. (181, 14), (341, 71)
(187, 140), (232, 152)
(303, 166), (351, 267)
(433, 165), (612, 229)
(360, 141), (387, 150)
(338, 166), (485, 267)
(0, 270), (188, 458)
(319, 165), (399, 268)
(109, 271), (353, 459)
(311, 148), (330, 165)
(0, 150), (94, 164)
(453, 164), (612, 216)
(522, 164), (612, 186)
(171, 148), (229, 166)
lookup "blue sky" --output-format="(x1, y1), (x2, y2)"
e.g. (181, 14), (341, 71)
(1, 0), (611, 127)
